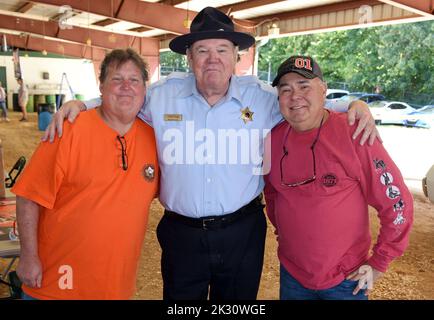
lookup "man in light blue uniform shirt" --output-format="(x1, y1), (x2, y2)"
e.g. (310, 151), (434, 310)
(139, 71), (281, 217)
(45, 7), (378, 300)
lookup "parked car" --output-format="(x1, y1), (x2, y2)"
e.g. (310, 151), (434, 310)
(403, 105), (434, 129)
(369, 101), (415, 125)
(326, 89), (349, 101)
(327, 92), (385, 112)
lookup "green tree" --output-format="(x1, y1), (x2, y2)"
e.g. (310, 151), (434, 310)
(257, 20), (434, 104)
(160, 51), (188, 74)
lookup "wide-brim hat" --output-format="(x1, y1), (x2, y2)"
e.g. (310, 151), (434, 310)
(169, 7), (255, 55)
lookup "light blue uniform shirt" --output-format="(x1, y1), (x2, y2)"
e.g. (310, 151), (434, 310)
(86, 72), (282, 217)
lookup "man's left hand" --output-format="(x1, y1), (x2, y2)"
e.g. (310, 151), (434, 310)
(347, 100), (382, 146)
(346, 264), (384, 296)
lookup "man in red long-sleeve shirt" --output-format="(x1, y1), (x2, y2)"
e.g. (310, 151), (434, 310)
(264, 55), (413, 300)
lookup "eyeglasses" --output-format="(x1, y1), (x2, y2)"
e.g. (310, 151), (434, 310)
(116, 135), (128, 171)
(280, 116), (324, 187)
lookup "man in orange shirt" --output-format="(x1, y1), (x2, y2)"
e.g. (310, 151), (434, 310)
(11, 48), (159, 299)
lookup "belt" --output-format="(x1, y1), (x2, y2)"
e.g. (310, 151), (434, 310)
(164, 194), (264, 230)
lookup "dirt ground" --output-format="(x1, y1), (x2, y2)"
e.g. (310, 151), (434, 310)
(0, 112), (433, 300)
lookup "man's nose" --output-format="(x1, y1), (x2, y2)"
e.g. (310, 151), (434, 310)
(206, 50), (219, 61)
(290, 88), (303, 100)
(120, 79), (133, 88)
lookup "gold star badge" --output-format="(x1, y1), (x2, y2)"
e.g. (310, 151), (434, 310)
(240, 107), (254, 124)
(143, 164), (155, 182)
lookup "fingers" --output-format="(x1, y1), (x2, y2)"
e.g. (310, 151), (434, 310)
(348, 100), (378, 146)
(46, 123), (55, 143)
(368, 127), (383, 145)
(67, 107), (80, 123)
(41, 126), (50, 142)
(19, 273), (38, 288)
(347, 106), (356, 126)
(16, 257), (43, 288)
(359, 122), (374, 146)
(42, 101), (83, 143)
(353, 285), (361, 296)
(351, 265), (373, 295)
(352, 113), (369, 142)
(368, 128), (377, 146)
(36, 272), (43, 288)
(42, 114), (61, 143)
(54, 113), (65, 141)
(352, 278), (365, 295)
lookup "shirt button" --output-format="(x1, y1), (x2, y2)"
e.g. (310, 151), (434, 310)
(207, 178), (211, 183)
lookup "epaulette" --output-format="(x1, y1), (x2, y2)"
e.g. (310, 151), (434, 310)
(148, 72), (190, 90)
(236, 75), (276, 95)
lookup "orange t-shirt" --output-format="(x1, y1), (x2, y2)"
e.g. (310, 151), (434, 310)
(12, 109), (158, 299)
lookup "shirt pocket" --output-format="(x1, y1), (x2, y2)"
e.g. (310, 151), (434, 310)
(312, 159), (359, 196)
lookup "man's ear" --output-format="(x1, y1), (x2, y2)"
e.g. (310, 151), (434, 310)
(321, 80), (328, 97)
(186, 49), (193, 67)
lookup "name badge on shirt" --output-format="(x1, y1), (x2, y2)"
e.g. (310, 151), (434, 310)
(164, 114), (183, 121)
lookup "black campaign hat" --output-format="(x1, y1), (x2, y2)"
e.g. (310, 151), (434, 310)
(272, 55), (323, 87)
(169, 7), (255, 55)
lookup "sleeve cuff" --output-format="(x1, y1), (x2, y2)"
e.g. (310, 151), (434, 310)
(367, 254), (391, 273)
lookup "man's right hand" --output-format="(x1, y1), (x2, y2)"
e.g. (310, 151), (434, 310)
(16, 254), (43, 288)
(42, 100), (85, 142)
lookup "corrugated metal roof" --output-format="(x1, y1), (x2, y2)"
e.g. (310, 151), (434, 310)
(0, 0), (431, 52)
(232, 0), (349, 19)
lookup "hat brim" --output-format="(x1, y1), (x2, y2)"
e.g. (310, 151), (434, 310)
(272, 69), (318, 87)
(169, 31), (255, 55)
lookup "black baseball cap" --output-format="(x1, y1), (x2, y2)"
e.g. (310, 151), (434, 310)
(272, 55), (323, 87)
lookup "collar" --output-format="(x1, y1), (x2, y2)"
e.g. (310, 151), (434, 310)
(178, 74), (196, 98)
(178, 74), (243, 106)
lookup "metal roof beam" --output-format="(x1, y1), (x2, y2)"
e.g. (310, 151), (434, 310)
(93, 18), (119, 27)
(219, 0), (284, 14)
(378, 0), (434, 17)
(16, 2), (34, 13)
(251, 0), (381, 22)
(158, 0), (187, 6)
(4, 32), (107, 61)
(252, 0), (431, 39)
(0, 13), (159, 56)
(30, 0), (197, 35)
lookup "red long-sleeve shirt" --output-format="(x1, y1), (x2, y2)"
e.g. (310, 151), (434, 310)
(264, 111), (413, 290)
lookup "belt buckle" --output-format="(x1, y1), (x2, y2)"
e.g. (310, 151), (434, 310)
(202, 218), (215, 230)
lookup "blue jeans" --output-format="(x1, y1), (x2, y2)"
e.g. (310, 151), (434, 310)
(280, 265), (368, 300)
(0, 101), (7, 118)
(21, 291), (38, 300)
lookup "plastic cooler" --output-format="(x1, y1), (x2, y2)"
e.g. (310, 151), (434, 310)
(37, 103), (55, 131)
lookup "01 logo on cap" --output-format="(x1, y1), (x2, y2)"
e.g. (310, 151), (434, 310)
(294, 58), (312, 71)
